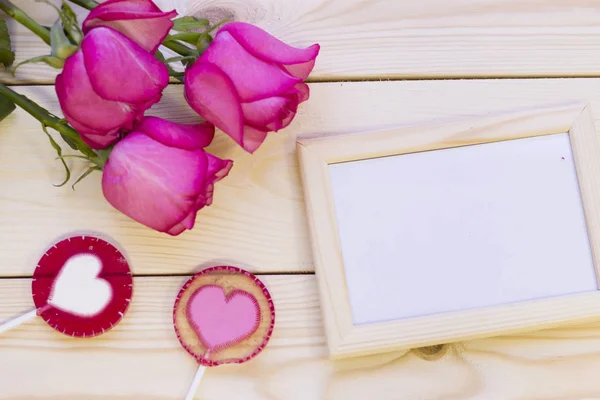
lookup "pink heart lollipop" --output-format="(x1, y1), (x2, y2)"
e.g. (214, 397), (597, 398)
(173, 266), (275, 399)
(187, 285), (260, 352)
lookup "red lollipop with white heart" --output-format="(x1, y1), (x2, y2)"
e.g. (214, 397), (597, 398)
(0, 235), (133, 337)
(173, 266), (275, 399)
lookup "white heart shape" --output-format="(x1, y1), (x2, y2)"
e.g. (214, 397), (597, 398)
(47, 254), (112, 317)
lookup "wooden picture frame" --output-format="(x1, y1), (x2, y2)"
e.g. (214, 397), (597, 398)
(297, 102), (600, 359)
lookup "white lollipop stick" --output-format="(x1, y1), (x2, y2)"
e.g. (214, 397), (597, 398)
(184, 364), (207, 400)
(0, 309), (38, 335)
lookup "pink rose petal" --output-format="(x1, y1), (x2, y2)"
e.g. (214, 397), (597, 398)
(241, 96), (296, 130)
(83, 0), (177, 53)
(63, 110), (121, 148)
(283, 59), (317, 80)
(166, 224), (187, 236)
(291, 82), (310, 103)
(80, 132), (122, 149)
(273, 112), (295, 131)
(201, 31), (301, 102)
(166, 210), (197, 235)
(82, 27), (169, 105)
(201, 154), (233, 206)
(136, 116), (215, 150)
(184, 62), (244, 147)
(134, 93), (163, 124)
(206, 152), (234, 183)
(56, 51), (135, 148)
(86, 0), (159, 15)
(241, 125), (269, 154)
(102, 132), (208, 233)
(221, 22), (320, 73)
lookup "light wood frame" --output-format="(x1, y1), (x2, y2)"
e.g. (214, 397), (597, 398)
(297, 102), (600, 359)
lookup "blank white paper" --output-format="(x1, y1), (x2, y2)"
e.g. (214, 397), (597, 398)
(328, 133), (598, 325)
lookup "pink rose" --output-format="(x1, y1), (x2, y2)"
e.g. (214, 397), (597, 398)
(56, 27), (169, 149)
(83, 0), (177, 53)
(102, 117), (233, 235)
(184, 22), (319, 153)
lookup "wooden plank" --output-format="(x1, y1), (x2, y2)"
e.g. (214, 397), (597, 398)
(5, 79), (600, 276)
(6, 0), (600, 83)
(5, 275), (600, 399)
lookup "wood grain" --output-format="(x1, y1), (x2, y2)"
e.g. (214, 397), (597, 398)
(5, 276), (600, 399)
(6, 0), (600, 83)
(7, 80), (600, 275)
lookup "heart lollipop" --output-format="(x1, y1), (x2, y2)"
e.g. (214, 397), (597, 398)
(173, 266), (275, 400)
(0, 234), (133, 337)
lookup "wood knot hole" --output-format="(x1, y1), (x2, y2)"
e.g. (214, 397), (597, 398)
(413, 344), (449, 361)
(192, 7), (237, 25)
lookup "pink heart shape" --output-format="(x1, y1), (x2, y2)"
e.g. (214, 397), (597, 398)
(186, 285), (261, 351)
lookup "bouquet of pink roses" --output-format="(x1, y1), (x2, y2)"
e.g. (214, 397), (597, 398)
(0, 0), (319, 235)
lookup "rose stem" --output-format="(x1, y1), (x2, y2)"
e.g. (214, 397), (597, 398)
(67, 0), (98, 10)
(0, 83), (96, 157)
(0, 0), (51, 45)
(67, 0), (196, 56)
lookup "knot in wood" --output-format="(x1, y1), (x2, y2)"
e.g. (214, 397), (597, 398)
(412, 344), (449, 361)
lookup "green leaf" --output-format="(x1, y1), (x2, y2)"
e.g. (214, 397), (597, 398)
(35, 0), (82, 45)
(71, 166), (100, 190)
(0, 94), (15, 122)
(172, 16), (209, 32)
(93, 147), (112, 169)
(60, 1), (78, 29)
(42, 125), (71, 187)
(0, 19), (15, 67)
(166, 32), (202, 45)
(196, 33), (212, 53)
(61, 2), (82, 44)
(50, 20), (77, 59)
(154, 50), (166, 62)
(164, 55), (197, 64)
(11, 55), (65, 75)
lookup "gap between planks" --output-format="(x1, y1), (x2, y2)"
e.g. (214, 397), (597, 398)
(0, 271), (316, 280)
(9, 74), (600, 87)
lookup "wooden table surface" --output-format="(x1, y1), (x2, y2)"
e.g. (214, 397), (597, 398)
(3, 1), (600, 399)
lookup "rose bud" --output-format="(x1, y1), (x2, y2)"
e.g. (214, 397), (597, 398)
(185, 22), (319, 153)
(55, 27), (169, 149)
(102, 117), (233, 236)
(83, 0), (177, 53)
